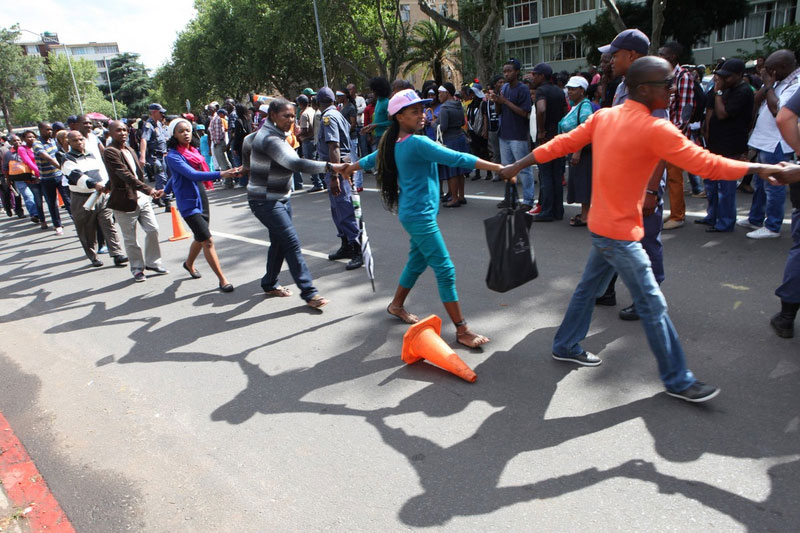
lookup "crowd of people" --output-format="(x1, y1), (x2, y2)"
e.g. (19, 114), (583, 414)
(1, 27), (799, 405)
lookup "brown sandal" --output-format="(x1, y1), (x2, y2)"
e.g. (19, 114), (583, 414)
(387, 305), (420, 324)
(265, 286), (292, 297)
(456, 324), (490, 348)
(306, 294), (329, 309)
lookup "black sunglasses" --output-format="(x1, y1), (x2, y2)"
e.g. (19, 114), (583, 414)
(641, 75), (676, 89)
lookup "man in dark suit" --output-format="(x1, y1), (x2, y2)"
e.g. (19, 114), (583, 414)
(104, 120), (167, 283)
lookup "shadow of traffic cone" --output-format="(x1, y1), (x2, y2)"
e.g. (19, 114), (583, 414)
(56, 189), (65, 208)
(168, 206), (191, 241)
(401, 315), (477, 383)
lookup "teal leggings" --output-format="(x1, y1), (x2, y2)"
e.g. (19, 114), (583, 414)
(399, 220), (457, 302)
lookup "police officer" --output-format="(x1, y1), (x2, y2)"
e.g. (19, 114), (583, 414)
(316, 87), (362, 270)
(140, 103), (171, 211)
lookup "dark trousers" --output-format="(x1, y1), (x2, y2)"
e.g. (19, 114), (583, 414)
(776, 209), (800, 303)
(31, 179), (62, 227)
(325, 172), (360, 243)
(538, 157), (566, 219)
(249, 198), (318, 302)
(1, 179), (23, 216)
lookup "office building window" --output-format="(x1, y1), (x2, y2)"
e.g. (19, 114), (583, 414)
(400, 4), (411, 22)
(543, 0), (597, 18)
(94, 45), (119, 54)
(70, 47), (91, 55)
(542, 32), (584, 61)
(717, 1), (797, 42)
(506, 0), (538, 28)
(506, 39), (539, 70)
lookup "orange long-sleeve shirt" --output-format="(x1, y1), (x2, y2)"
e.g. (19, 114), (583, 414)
(533, 99), (751, 241)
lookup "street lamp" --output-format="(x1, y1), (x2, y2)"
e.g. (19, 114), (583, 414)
(18, 28), (84, 114)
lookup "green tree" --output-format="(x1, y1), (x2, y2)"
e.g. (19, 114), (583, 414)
(417, 0), (503, 85)
(101, 52), (152, 117)
(11, 86), (51, 126)
(747, 23), (800, 61)
(47, 54), (124, 119)
(0, 25), (47, 131)
(582, 1), (750, 66)
(403, 21), (459, 85)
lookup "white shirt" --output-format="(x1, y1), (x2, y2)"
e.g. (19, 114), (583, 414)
(748, 67), (800, 153)
(355, 95), (366, 126)
(85, 131), (104, 161)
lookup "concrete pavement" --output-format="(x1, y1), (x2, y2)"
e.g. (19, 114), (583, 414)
(0, 175), (798, 531)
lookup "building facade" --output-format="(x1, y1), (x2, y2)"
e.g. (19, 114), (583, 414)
(500, 0), (800, 73)
(19, 32), (120, 91)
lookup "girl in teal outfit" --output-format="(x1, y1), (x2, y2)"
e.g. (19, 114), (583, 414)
(344, 89), (502, 348)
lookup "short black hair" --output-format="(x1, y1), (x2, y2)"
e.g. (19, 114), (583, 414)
(369, 77), (392, 98)
(661, 41), (683, 57)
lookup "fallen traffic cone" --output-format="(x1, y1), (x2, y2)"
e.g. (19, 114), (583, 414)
(168, 206), (191, 241)
(401, 315), (477, 383)
(56, 189), (65, 207)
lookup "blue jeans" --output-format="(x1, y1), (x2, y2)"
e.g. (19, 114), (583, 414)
(538, 157), (566, 219)
(301, 140), (323, 188)
(15, 181), (39, 218)
(553, 234), (696, 393)
(350, 136), (364, 189)
(249, 198), (318, 301)
(499, 138), (534, 205)
(231, 151), (248, 187)
(31, 178), (62, 228)
(748, 145), (791, 232)
(776, 208), (800, 303)
(703, 179), (737, 231)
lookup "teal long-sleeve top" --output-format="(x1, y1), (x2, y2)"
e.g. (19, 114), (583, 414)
(371, 97), (391, 140)
(360, 134), (478, 225)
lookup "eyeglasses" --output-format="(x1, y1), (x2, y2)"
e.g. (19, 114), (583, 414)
(641, 75), (675, 89)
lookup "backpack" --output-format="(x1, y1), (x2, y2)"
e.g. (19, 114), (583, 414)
(468, 101), (485, 134)
(680, 68), (707, 123)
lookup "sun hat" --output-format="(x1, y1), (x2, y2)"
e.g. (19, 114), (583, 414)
(388, 89), (432, 116)
(565, 76), (589, 91)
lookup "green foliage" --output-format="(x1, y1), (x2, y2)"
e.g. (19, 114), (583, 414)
(101, 52), (152, 117)
(751, 23), (800, 61)
(0, 25), (47, 130)
(582, 0), (750, 66)
(46, 54), (121, 119)
(11, 87), (51, 125)
(404, 21), (460, 85)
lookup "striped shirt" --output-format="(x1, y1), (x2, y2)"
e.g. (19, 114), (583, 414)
(32, 137), (63, 179)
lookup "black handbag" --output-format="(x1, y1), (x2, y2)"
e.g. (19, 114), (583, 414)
(484, 183), (538, 292)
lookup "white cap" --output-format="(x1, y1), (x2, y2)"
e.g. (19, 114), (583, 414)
(565, 76), (589, 91)
(259, 104), (270, 114)
(438, 85), (448, 92)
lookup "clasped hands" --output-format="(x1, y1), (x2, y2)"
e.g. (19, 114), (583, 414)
(220, 166), (245, 179)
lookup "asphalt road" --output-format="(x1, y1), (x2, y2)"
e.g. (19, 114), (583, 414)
(1, 173), (798, 532)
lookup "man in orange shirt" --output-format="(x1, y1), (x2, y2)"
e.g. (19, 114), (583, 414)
(500, 57), (789, 403)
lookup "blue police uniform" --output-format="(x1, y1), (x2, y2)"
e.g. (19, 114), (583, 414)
(317, 104), (359, 244)
(142, 117), (169, 194)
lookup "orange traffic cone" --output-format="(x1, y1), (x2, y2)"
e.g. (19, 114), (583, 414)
(56, 189), (65, 208)
(401, 315), (477, 383)
(168, 206), (191, 241)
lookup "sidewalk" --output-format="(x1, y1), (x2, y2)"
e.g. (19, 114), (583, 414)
(0, 413), (73, 533)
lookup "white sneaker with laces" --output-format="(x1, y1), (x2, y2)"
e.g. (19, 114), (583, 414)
(736, 218), (760, 230)
(746, 226), (780, 239)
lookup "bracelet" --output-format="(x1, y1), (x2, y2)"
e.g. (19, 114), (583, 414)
(454, 319), (467, 328)
(325, 162), (333, 172)
(646, 189), (658, 196)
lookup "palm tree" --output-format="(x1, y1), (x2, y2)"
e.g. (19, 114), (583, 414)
(403, 21), (460, 85)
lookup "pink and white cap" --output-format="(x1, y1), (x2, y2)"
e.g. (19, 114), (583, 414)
(388, 89), (432, 116)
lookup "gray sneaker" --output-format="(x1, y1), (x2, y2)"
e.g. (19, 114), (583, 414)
(666, 381), (719, 403)
(552, 351), (602, 367)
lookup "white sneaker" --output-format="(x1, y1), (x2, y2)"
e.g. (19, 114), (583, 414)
(663, 219), (684, 230)
(746, 226), (780, 239)
(736, 218), (760, 230)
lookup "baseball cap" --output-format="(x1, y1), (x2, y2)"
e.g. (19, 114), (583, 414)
(532, 63), (553, 77)
(715, 58), (745, 77)
(148, 103), (167, 113)
(598, 29), (650, 55)
(217, 108), (227, 116)
(302, 88), (317, 97)
(317, 87), (335, 103)
(388, 88), (432, 116)
(66, 115), (79, 125)
(470, 83), (485, 99)
(565, 76), (589, 91)
(195, 124), (206, 131)
(296, 94), (309, 106)
(259, 104), (270, 114)
(52, 121), (66, 132)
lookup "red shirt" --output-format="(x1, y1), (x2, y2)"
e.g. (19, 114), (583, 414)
(533, 99), (750, 241)
(364, 104), (375, 126)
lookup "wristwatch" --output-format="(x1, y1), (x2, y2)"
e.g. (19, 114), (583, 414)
(716, 90), (724, 96)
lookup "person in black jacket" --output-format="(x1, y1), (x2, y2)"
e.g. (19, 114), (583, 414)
(231, 104), (253, 187)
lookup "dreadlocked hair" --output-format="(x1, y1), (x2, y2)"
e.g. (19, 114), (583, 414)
(375, 117), (401, 212)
